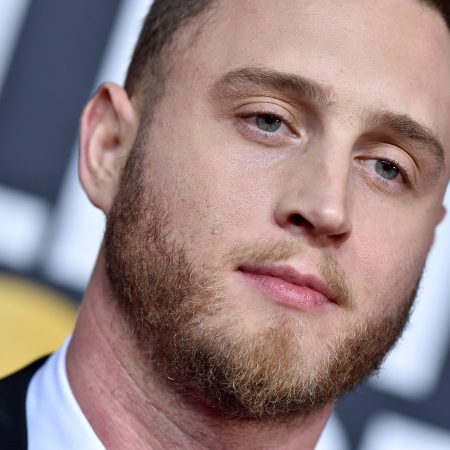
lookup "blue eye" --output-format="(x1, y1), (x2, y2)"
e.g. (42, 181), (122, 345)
(375, 160), (399, 180)
(256, 114), (282, 132)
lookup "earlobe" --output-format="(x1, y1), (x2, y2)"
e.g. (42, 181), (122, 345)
(79, 82), (138, 213)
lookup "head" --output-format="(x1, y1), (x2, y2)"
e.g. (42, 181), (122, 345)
(80, 0), (450, 422)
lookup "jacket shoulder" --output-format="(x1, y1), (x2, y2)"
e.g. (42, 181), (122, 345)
(0, 357), (49, 450)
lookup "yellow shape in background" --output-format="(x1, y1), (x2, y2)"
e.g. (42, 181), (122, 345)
(0, 273), (78, 378)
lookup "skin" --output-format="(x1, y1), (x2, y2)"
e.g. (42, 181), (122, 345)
(68, 0), (450, 448)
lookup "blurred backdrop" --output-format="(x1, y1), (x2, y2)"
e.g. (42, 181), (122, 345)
(0, 1), (448, 448)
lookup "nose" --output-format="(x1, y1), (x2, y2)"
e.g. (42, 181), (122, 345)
(273, 156), (352, 240)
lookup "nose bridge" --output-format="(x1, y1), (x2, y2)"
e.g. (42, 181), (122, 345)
(310, 154), (351, 232)
(274, 144), (352, 238)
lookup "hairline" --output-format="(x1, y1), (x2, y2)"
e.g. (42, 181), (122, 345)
(126, 1), (218, 115)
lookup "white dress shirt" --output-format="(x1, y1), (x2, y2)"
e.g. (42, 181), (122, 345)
(23, 337), (341, 450)
(25, 337), (105, 450)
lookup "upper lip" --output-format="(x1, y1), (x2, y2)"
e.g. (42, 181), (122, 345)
(237, 264), (337, 304)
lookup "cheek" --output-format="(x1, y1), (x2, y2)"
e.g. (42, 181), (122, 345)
(345, 203), (435, 317)
(142, 127), (279, 257)
(140, 140), (270, 264)
(178, 173), (271, 257)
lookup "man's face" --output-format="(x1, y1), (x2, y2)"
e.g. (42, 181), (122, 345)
(105, 0), (450, 420)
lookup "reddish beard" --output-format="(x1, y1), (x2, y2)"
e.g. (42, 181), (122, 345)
(104, 143), (418, 421)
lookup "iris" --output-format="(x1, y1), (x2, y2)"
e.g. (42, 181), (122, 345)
(256, 114), (282, 133)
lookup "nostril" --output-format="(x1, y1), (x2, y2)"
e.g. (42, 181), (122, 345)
(290, 213), (306, 227)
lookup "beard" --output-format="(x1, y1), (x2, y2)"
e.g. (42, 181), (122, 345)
(104, 140), (420, 422)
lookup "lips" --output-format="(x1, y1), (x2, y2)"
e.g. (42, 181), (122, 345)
(237, 264), (337, 310)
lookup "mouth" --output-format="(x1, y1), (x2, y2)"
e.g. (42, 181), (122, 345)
(236, 264), (337, 311)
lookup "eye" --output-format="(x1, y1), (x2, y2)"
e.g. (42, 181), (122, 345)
(358, 155), (413, 192)
(373, 160), (400, 180)
(256, 114), (282, 133)
(235, 105), (301, 146)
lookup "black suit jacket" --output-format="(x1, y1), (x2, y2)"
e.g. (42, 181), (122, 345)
(0, 357), (48, 450)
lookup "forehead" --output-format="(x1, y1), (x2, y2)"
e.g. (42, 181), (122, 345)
(173, 0), (450, 157)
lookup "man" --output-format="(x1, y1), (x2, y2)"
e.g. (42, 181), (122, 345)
(1, 0), (450, 448)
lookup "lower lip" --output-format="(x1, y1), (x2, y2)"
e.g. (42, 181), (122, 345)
(237, 271), (334, 311)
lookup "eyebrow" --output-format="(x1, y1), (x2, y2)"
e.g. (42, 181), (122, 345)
(212, 66), (335, 108)
(364, 110), (446, 169)
(212, 66), (446, 168)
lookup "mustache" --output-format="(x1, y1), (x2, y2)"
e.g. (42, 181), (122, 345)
(222, 239), (356, 310)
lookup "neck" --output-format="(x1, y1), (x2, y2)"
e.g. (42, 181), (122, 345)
(66, 252), (332, 449)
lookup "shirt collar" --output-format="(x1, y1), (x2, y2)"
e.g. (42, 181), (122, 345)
(26, 336), (104, 450)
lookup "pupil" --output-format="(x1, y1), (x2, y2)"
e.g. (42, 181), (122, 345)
(376, 160), (399, 180)
(256, 115), (282, 132)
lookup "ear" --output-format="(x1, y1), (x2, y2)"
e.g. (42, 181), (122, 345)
(430, 204), (446, 247)
(79, 82), (138, 213)
(436, 205), (446, 226)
